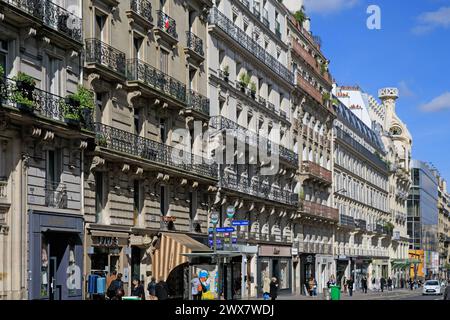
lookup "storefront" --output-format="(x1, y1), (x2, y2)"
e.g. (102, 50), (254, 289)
(28, 210), (84, 300)
(315, 255), (336, 294)
(257, 245), (292, 297)
(84, 227), (130, 299)
(352, 257), (372, 290)
(336, 255), (351, 286)
(371, 258), (389, 284)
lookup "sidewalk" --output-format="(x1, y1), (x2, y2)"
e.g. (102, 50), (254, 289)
(250, 288), (422, 301)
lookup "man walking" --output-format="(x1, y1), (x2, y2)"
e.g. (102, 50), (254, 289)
(380, 277), (386, 293)
(444, 282), (450, 300)
(361, 276), (368, 294)
(347, 277), (354, 297)
(387, 277), (393, 291)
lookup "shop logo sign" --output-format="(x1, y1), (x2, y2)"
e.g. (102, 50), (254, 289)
(95, 236), (119, 247)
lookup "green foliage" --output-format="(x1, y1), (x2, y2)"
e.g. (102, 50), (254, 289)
(239, 72), (251, 86)
(0, 65), (4, 77)
(294, 10), (306, 25)
(12, 91), (34, 107)
(71, 85), (95, 110)
(96, 133), (107, 147)
(222, 65), (230, 76)
(13, 72), (36, 87)
(322, 92), (331, 102)
(249, 81), (257, 93)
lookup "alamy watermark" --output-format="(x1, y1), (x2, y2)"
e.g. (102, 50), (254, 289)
(367, 5), (381, 30)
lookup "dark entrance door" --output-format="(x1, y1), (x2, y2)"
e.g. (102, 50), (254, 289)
(272, 259), (280, 280)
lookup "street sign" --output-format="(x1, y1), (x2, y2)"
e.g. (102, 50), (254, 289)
(216, 227), (235, 233)
(210, 211), (219, 225)
(232, 220), (249, 226)
(226, 206), (235, 219)
(232, 238), (237, 244)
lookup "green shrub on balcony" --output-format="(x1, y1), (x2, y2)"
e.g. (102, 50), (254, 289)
(294, 9), (306, 25)
(239, 72), (251, 90)
(222, 65), (230, 77)
(11, 72), (36, 112)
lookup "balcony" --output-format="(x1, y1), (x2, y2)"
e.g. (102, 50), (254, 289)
(45, 181), (67, 208)
(0, 78), (94, 131)
(301, 161), (332, 185)
(241, 0), (249, 9)
(220, 170), (298, 207)
(301, 201), (339, 222)
(291, 38), (332, 86)
(209, 8), (293, 84)
(340, 214), (355, 228)
(187, 89), (209, 117)
(85, 38), (126, 79)
(355, 219), (367, 231)
(185, 31), (204, 61)
(253, 6), (261, 19)
(296, 73), (323, 105)
(0, 0), (82, 45)
(289, 15), (321, 50)
(279, 146), (298, 167)
(0, 179), (9, 207)
(126, 59), (186, 105)
(155, 10), (178, 44)
(95, 123), (218, 180)
(280, 110), (287, 121)
(126, 0), (153, 28)
(266, 102), (276, 113)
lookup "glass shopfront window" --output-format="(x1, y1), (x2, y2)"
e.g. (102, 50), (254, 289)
(280, 260), (290, 289)
(41, 238), (49, 297)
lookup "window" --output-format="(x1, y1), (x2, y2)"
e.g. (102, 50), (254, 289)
(133, 36), (143, 60)
(189, 191), (198, 231)
(95, 12), (106, 41)
(232, 12), (238, 24)
(133, 180), (141, 226)
(46, 149), (63, 186)
(47, 56), (62, 97)
(160, 186), (168, 216)
(0, 40), (8, 76)
(160, 118), (167, 143)
(134, 108), (141, 135)
(160, 49), (169, 74)
(95, 172), (104, 223)
(95, 92), (103, 123)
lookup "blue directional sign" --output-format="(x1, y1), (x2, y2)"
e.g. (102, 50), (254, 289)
(232, 238), (237, 244)
(216, 227), (235, 233)
(232, 220), (250, 226)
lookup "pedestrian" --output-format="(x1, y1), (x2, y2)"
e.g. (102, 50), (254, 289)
(308, 277), (315, 296)
(409, 279), (414, 291)
(106, 270), (117, 294)
(107, 273), (123, 299)
(147, 277), (157, 300)
(155, 278), (169, 300)
(270, 277), (279, 301)
(361, 276), (368, 294)
(444, 283), (450, 300)
(131, 278), (145, 300)
(262, 272), (271, 300)
(191, 274), (202, 300)
(400, 278), (404, 289)
(347, 277), (354, 297)
(380, 277), (386, 292)
(387, 277), (393, 291)
(327, 275), (336, 288)
(342, 276), (347, 294)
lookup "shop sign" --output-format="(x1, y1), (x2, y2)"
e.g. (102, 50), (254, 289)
(226, 206), (235, 219)
(232, 220), (249, 226)
(93, 236), (119, 247)
(338, 255), (347, 260)
(259, 245), (291, 257)
(216, 227), (235, 233)
(273, 247), (280, 255)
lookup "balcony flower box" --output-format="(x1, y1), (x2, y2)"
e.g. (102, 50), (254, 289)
(12, 72), (36, 113)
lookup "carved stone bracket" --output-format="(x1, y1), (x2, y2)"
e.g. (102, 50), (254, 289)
(87, 73), (100, 91)
(43, 130), (55, 142)
(0, 224), (9, 235)
(31, 127), (42, 138)
(121, 164), (130, 173)
(90, 156), (106, 171)
(127, 90), (142, 109)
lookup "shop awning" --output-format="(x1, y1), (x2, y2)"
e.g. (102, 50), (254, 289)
(153, 233), (212, 281)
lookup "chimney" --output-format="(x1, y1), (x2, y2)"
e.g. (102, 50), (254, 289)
(378, 88), (399, 130)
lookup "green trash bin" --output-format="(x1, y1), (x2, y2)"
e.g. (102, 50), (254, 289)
(330, 286), (341, 300)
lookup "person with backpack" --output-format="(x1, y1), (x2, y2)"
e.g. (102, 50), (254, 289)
(147, 277), (157, 300)
(107, 273), (123, 299)
(347, 277), (354, 297)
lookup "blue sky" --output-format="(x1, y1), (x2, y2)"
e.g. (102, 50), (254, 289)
(302, 0), (450, 183)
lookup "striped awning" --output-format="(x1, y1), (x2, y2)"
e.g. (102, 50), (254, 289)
(153, 233), (212, 281)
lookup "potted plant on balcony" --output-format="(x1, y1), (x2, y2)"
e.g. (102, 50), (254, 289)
(238, 72), (250, 93)
(384, 221), (395, 236)
(12, 72), (36, 113)
(249, 81), (256, 99)
(221, 65), (230, 82)
(294, 9), (306, 26)
(64, 86), (95, 128)
(96, 133), (107, 147)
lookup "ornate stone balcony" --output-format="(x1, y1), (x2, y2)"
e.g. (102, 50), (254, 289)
(220, 170), (298, 207)
(296, 73), (323, 105)
(0, 77), (94, 131)
(209, 7), (294, 84)
(0, 0), (83, 44)
(279, 145), (299, 167)
(301, 201), (339, 222)
(126, 58), (186, 104)
(301, 161), (332, 185)
(155, 10), (178, 44)
(95, 123), (218, 180)
(187, 89), (209, 117)
(185, 31), (204, 61)
(85, 38), (126, 78)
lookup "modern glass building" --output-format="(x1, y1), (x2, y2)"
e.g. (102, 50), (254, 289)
(407, 160), (439, 278)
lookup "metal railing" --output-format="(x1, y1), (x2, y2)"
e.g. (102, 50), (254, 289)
(0, 77), (94, 130)
(85, 38), (126, 77)
(156, 10), (178, 40)
(301, 161), (332, 184)
(130, 0), (152, 23)
(279, 145), (298, 166)
(266, 102), (275, 113)
(186, 31), (204, 57)
(1, 0), (82, 43)
(209, 8), (294, 84)
(45, 181), (67, 208)
(296, 72), (323, 105)
(219, 170), (298, 206)
(95, 123), (218, 179)
(340, 214), (355, 227)
(127, 58), (186, 103)
(355, 219), (367, 230)
(302, 201), (339, 221)
(187, 89), (209, 116)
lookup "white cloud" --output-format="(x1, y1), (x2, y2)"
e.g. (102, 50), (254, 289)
(420, 92), (450, 112)
(413, 7), (450, 35)
(303, 0), (359, 14)
(398, 81), (416, 98)
(284, 0), (304, 13)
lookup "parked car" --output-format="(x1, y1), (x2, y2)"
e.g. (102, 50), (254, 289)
(422, 280), (443, 295)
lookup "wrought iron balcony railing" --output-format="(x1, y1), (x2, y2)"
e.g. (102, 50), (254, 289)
(253, 6), (261, 19)
(0, 78), (94, 130)
(267, 102), (275, 112)
(280, 109), (287, 120)
(301, 201), (339, 221)
(296, 72), (323, 105)
(186, 31), (204, 57)
(220, 170), (298, 206)
(45, 181), (67, 208)
(187, 89), (209, 116)
(209, 8), (294, 84)
(355, 219), (367, 231)
(340, 214), (355, 227)
(127, 59), (186, 104)
(85, 38), (126, 77)
(95, 123), (218, 179)
(301, 161), (332, 184)
(1, 0), (82, 43)
(156, 10), (178, 40)
(241, 0), (249, 9)
(279, 145), (298, 166)
(130, 0), (152, 23)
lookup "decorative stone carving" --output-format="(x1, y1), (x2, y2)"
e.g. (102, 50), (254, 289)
(0, 224), (9, 235)
(192, 181), (198, 189)
(79, 140), (88, 150)
(31, 127), (42, 138)
(127, 91), (142, 109)
(121, 164), (130, 173)
(135, 167), (144, 177)
(43, 130), (55, 142)
(87, 73), (100, 90)
(90, 156), (106, 171)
